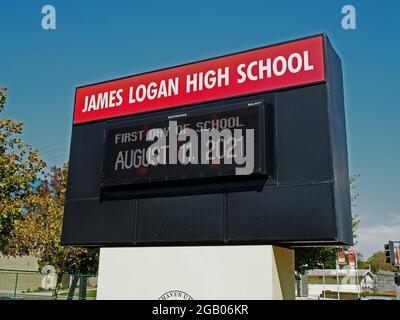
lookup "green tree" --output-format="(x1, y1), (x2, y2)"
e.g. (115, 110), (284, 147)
(295, 175), (360, 274)
(13, 164), (99, 299)
(356, 253), (370, 269)
(295, 247), (337, 274)
(367, 251), (397, 274)
(350, 174), (360, 244)
(0, 88), (46, 254)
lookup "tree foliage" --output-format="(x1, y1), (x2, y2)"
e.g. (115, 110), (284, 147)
(350, 174), (360, 245)
(0, 88), (46, 253)
(0, 89), (98, 298)
(366, 251), (397, 274)
(12, 164), (99, 298)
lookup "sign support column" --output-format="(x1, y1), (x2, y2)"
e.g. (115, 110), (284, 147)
(97, 245), (295, 300)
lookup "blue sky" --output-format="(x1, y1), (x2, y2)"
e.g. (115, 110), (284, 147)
(1, 1), (399, 258)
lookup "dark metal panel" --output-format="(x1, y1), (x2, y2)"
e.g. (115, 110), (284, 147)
(136, 194), (224, 244)
(61, 199), (136, 245)
(227, 183), (336, 241)
(275, 84), (332, 184)
(66, 123), (104, 200)
(325, 36), (353, 245)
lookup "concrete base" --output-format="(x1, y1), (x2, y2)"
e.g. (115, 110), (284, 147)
(97, 245), (294, 300)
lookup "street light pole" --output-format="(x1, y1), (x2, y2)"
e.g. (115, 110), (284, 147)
(322, 264), (326, 299)
(317, 262), (326, 299)
(336, 259), (340, 300)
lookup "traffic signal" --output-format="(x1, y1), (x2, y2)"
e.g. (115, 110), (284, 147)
(384, 242), (393, 264)
(395, 274), (400, 286)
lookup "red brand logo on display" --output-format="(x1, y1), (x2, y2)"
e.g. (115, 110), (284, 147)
(73, 35), (326, 124)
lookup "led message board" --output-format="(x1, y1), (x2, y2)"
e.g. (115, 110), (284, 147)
(101, 102), (266, 190)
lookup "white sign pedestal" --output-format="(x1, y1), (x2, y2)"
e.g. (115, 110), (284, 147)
(97, 245), (294, 300)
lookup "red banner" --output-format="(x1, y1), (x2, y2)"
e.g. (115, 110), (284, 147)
(73, 35), (325, 124)
(348, 251), (356, 266)
(338, 250), (346, 264)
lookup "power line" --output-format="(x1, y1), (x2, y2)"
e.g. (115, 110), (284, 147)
(41, 140), (68, 152)
(41, 145), (69, 155)
(46, 154), (68, 162)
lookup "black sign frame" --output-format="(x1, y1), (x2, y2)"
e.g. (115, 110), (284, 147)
(62, 34), (353, 247)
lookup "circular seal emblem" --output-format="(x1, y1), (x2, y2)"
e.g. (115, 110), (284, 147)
(158, 290), (193, 300)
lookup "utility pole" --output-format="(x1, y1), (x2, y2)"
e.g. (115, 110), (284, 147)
(354, 250), (360, 299)
(396, 267), (400, 300)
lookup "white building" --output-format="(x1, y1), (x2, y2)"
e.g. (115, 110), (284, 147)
(305, 269), (374, 298)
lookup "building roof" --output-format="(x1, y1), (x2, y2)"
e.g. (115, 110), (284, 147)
(306, 269), (372, 278)
(376, 270), (396, 276)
